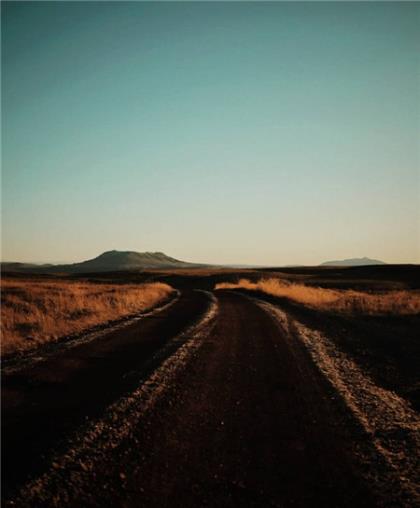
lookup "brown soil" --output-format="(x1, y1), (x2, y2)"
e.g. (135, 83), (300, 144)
(2, 290), (210, 499)
(114, 291), (377, 508)
(2, 291), (391, 507)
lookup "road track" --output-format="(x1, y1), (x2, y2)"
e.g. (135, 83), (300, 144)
(2, 290), (210, 500)
(3, 290), (416, 507)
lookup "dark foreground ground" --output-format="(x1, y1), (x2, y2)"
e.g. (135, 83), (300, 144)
(2, 266), (419, 507)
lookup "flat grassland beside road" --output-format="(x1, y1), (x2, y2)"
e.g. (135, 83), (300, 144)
(215, 277), (420, 315)
(215, 276), (420, 410)
(1, 277), (175, 356)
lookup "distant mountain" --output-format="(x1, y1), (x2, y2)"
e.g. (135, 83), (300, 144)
(321, 257), (386, 267)
(1, 250), (208, 273)
(65, 250), (206, 272)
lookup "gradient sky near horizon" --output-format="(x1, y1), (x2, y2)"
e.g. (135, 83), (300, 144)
(2, 1), (419, 265)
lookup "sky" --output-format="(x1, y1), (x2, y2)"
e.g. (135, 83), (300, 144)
(2, 1), (419, 265)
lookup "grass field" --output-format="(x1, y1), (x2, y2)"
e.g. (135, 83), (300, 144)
(1, 278), (174, 355)
(215, 277), (420, 315)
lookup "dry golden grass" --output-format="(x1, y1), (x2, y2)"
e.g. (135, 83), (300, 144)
(1, 278), (175, 355)
(215, 278), (420, 315)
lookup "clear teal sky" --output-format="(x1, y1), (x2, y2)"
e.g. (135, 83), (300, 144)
(2, 1), (419, 265)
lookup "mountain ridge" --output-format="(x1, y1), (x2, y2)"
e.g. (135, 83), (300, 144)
(321, 257), (386, 267)
(1, 252), (389, 273)
(1, 250), (209, 273)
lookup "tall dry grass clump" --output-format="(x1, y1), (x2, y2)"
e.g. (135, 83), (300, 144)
(1, 278), (175, 355)
(215, 278), (420, 315)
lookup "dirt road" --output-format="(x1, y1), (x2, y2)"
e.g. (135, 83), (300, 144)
(2, 291), (415, 507)
(2, 290), (210, 499)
